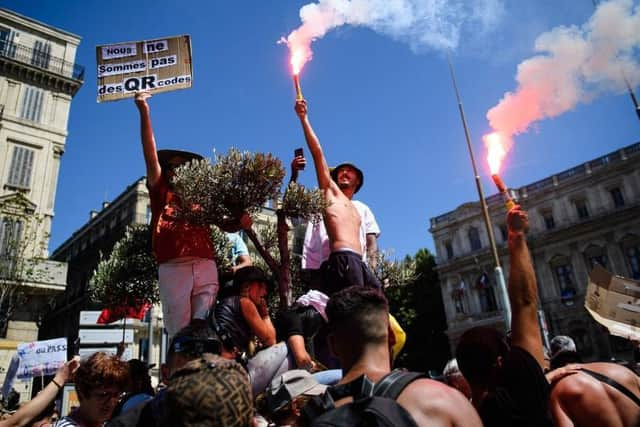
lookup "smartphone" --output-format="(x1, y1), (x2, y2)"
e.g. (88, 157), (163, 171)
(294, 148), (305, 169)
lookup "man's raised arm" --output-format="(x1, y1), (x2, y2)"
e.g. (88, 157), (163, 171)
(507, 206), (544, 366)
(134, 92), (162, 188)
(294, 100), (333, 192)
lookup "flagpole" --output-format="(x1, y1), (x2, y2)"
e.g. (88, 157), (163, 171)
(446, 54), (511, 327)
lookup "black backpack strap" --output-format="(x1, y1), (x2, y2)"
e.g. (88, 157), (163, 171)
(373, 370), (426, 400)
(579, 368), (640, 408)
(301, 391), (337, 426)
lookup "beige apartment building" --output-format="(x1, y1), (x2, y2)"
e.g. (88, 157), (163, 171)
(0, 7), (83, 397)
(430, 141), (640, 362)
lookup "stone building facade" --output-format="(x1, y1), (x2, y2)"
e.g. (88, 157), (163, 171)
(430, 141), (640, 362)
(0, 7), (83, 397)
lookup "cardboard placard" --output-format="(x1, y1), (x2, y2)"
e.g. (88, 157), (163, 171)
(96, 35), (193, 102)
(584, 265), (640, 341)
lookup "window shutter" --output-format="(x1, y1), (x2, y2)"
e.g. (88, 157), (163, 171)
(7, 146), (35, 188)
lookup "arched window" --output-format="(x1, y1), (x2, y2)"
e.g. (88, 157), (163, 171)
(468, 227), (481, 251)
(476, 272), (497, 312)
(452, 281), (466, 314)
(550, 255), (577, 306)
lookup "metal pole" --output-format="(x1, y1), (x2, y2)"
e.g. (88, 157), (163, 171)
(446, 54), (512, 326)
(147, 306), (154, 364)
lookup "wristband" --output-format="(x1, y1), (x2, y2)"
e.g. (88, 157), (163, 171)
(51, 379), (63, 390)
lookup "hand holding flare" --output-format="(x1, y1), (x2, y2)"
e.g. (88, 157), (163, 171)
(484, 131), (516, 211)
(293, 73), (304, 101)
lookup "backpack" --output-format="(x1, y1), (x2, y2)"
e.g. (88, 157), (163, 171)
(301, 369), (425, 427)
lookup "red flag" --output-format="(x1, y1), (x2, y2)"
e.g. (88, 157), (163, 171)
(96, 301), (150, 324)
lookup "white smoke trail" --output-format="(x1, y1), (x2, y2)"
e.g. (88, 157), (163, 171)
(487, 0), (640, 140)
(282, 0), (504, 73)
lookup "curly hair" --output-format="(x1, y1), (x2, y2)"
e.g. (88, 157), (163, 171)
(74, 352), (129, 399)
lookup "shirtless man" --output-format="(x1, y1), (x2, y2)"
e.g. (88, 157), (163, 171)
(294, 100), (380, 294)
(311, 286), (482, 426)
(548, 361), (640, 427)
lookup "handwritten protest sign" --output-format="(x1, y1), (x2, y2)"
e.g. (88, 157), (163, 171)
(96, 35), (193, 102)
(16, 338), (67, 380)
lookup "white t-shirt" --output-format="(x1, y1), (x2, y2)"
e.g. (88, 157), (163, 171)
(301, 200), (380, 269)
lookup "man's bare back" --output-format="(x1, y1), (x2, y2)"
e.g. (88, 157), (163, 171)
(550, 362), (640, 427)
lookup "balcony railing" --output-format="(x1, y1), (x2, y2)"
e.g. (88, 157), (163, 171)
(0, 41), (84, 81)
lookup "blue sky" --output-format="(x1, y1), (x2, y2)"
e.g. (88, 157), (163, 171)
(5, 0), (639, 259)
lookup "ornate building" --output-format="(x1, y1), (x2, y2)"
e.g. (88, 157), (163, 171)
(430, 141), (640, 362)
(0, 7), (83, 397)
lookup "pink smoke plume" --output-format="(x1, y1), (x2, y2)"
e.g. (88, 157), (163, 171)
(487, 0), (640, 150)
(280, 0), (505, 75)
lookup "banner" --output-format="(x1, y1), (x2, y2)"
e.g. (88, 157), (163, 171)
(16, 338), (67, 380)
(585, 265), (640, 341)
(96, 35), (193, 102)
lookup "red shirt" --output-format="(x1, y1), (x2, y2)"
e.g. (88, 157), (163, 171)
(149, 176), (214, 264)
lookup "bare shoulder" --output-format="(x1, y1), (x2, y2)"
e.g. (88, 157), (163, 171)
(397, 378), (482, 427)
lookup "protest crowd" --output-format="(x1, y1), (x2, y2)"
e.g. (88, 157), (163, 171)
(0, 93), (637, 427)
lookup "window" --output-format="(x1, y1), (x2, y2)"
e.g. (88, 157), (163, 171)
(542, 210), (555, 230)
(0, 27), (16, 58)
(621, 236), (640, 280)
(445, 241), (454, 260)
(0, 217), (24, 277)
(146, 205), (152, 224)
(476, 273), (497, 312)
(499, 224), (508, 243)
(6, 145), (35, 189)
(584, 245), (608, 270)
(574, 199), (589, 219)
(610, 187), (625, 208)
(551, 256), (577, 305)
(20, 85), (44, 122)
(31, 40), (51, 69)
(468, 227), (481, 251)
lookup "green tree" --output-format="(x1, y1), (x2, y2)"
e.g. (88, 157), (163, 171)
(173, 148), (325, 309)
(385, 248), (451, 372)
(0, 193), (52, 336)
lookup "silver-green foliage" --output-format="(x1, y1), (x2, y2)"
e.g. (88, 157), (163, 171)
(90, 225), (159, 307)
(281, 182), (325, 223)
(172, 149), (286, 225)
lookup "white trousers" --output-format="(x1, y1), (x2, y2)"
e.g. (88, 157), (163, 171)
(158, 258), (218, 337)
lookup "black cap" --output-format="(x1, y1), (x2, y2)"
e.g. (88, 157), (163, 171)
(233, 266), (273, 291)
(157, 149), (203, 168)
(330, 162), (364, 193)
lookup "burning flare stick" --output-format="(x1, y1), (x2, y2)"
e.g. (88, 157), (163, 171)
(491, 174), (516, 211)
(293, 74), (304, 100)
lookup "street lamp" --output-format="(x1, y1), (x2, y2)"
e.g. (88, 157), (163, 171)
(446, 55), (512, 327)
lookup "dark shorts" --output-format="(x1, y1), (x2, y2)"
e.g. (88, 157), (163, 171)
(319, 250), (382, 296)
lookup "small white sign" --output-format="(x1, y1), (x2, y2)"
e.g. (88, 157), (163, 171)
(98, 59), (146, 77)
(79, 329), (134, 344)
(101, 43), (137, 60)
(16, 338), (67, 380)
(143, 39), (169, 54)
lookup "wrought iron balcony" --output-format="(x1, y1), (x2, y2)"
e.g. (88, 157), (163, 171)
(0, 40), (84, 81)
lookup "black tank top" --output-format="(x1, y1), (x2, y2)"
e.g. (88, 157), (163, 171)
(214, 296), (250, 353)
